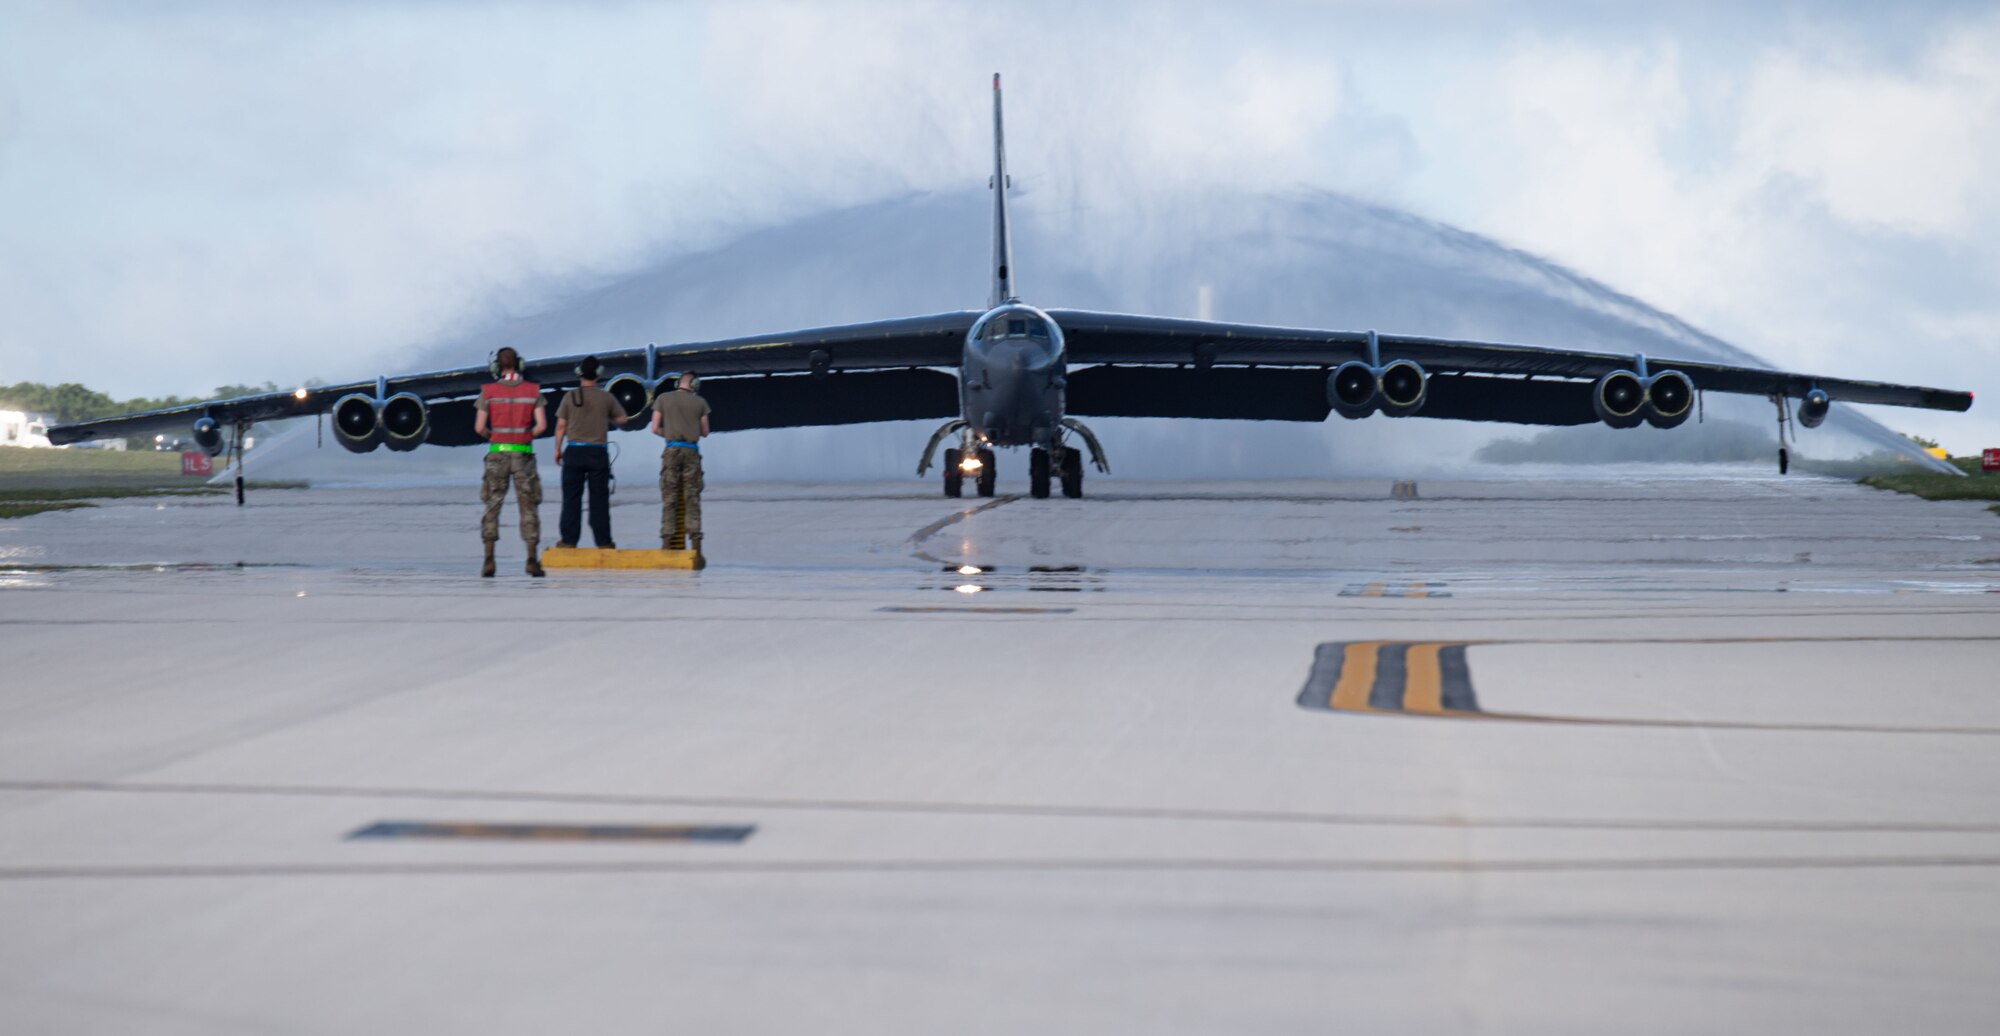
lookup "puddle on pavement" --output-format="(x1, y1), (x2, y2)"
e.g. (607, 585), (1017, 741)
(927, 564), (1106, 594)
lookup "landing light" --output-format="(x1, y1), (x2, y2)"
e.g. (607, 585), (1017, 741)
(957, 565), (982, 576)
(954, 584), (983, 594)
(294, 387), (310, 400)
(959, 456), (983, 472)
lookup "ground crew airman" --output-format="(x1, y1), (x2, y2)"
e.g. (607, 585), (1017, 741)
(554, 355), (628, 549)
(474, 346), (548, 577)
(652, 371), (711, 555)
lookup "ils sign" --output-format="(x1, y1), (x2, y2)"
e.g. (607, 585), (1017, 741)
(181, 452), (212, 476)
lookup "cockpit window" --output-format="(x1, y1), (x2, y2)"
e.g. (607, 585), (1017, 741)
(981, 315), (1050, 340)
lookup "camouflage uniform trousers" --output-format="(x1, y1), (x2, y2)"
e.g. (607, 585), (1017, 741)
(480, 452), (543, 544)
(659, 446), (704, 542)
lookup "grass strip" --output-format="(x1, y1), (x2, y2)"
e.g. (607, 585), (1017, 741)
(0, 501), (95, 519)
(1859, 457), (2000, 504)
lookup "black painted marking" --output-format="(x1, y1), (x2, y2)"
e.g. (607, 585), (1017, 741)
(1438, 645), (1478, 711)
(1295, 642), (1346, 710)
(1369, 643), (1410, 711)
(878, 606), (1075, 614)
(347, 821), (755, 843)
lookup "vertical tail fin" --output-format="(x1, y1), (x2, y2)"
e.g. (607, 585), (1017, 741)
(989, 73), (1016, 308)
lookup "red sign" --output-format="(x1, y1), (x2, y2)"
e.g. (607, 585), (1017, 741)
(181, 452), (212, 476)
(1983, 449), (2000, 472)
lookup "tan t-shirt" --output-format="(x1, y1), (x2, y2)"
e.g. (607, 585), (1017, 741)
(555, 385), (628, 444)
(654, 389), (710, 444)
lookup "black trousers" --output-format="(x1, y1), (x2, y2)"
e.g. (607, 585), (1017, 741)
(559, 446), (613, 547)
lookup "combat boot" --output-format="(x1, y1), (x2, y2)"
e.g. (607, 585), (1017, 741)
(689, 533), (705, 570)
(481, 541), (496, 578)
(525, 545), (545, 578)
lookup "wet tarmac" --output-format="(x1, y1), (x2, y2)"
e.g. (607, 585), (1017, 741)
(2, 473), (1998, 1033)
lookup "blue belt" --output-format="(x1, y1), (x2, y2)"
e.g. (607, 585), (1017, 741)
(666, 441), (700, 451)
(565, 442), (607, 448)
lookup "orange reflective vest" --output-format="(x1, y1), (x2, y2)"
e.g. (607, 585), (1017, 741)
(481, 379), (541, 448)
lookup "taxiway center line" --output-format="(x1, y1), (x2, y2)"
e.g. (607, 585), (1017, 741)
(6, 854), (2000, 882)
(9, 779), (2000, 833)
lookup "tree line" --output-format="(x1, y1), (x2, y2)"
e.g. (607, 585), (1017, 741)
(0, 381), (320, 425)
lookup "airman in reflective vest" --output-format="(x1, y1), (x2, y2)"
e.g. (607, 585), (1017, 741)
(473, 347), (548, 577)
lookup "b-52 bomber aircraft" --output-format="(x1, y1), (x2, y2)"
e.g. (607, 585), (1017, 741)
(53, 74), (1973, 500)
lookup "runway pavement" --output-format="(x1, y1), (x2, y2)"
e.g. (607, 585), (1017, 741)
(2, 470), (1997, 1033)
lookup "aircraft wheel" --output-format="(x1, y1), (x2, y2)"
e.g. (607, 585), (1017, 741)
(976, 448), (996, 497)
(1029, 448), (1051, 499)
(1059, 448), (1083, 498)
(944, 448), (964, 498)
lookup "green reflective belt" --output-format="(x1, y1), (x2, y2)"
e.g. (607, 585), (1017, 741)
(489, 443), (533, 454)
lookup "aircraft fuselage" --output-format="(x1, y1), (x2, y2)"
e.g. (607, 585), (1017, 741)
(960, 302), (1065, 448)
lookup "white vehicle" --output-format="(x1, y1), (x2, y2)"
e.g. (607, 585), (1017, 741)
(0, 409), (55, 448)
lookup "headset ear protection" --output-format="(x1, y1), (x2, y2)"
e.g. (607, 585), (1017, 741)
(490, 347), (521, 380)
(575, 356), (601, 381)
(682, 372), (700, 391)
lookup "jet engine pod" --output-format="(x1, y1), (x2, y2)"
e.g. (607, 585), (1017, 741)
(380, 392), (429, 452)
(1643, 370), (1695, 429)
(1328, 361), (1379, 419)
(332, 393), (383, 453)
(604, 374), (652, 428)
(1592, 370), (1646, 429)
(1378, 359), (1428, 417)
(191, 416), (226, 457)
(1797, 387), (1831, 429)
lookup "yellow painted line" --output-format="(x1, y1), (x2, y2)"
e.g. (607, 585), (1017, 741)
(1402, 642), (1445, 713)
(1408, 581), (1429, 599)
(1361, 582), (1386, 598)
(1329, 641), (1382, 711)
(541, 547), (701, 570)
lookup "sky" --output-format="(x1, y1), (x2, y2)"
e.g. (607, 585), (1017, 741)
(2, 0), (1996, 454)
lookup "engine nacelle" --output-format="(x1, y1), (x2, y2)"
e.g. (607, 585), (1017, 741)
(1378, 359), (1428, 417)
(1644, 370), (1695, 429)
(190, 416), (226, 456)
(604, 374), (652, 429)
(1328, 362), (1380, 419)
(332, 393), (383, 453)
(380, 392), (429, 452)
(1593, 370), (1646, 429)
(1797, 387), (1831, 429)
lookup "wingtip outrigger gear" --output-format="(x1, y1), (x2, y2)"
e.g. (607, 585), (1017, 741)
(229, 419), (250, 505)
(1771, 392), (1793, 475)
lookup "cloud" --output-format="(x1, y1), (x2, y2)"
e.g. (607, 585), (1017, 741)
(1739, 34), (2000, 236)
(1402, 11), (2000, 449)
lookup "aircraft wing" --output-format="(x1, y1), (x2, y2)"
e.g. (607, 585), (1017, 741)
(47, 312), (978, 447)
(1050, 310), (1974, 425)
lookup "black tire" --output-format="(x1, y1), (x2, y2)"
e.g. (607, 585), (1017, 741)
(976, 448), (996, 497)
(1060, 448), (1083, 498)
(944, 448), (964, 498)
(1029, 448), (1051, 499)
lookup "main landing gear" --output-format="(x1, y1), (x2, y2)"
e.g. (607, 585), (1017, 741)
(1029, 445), (1086, 499)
